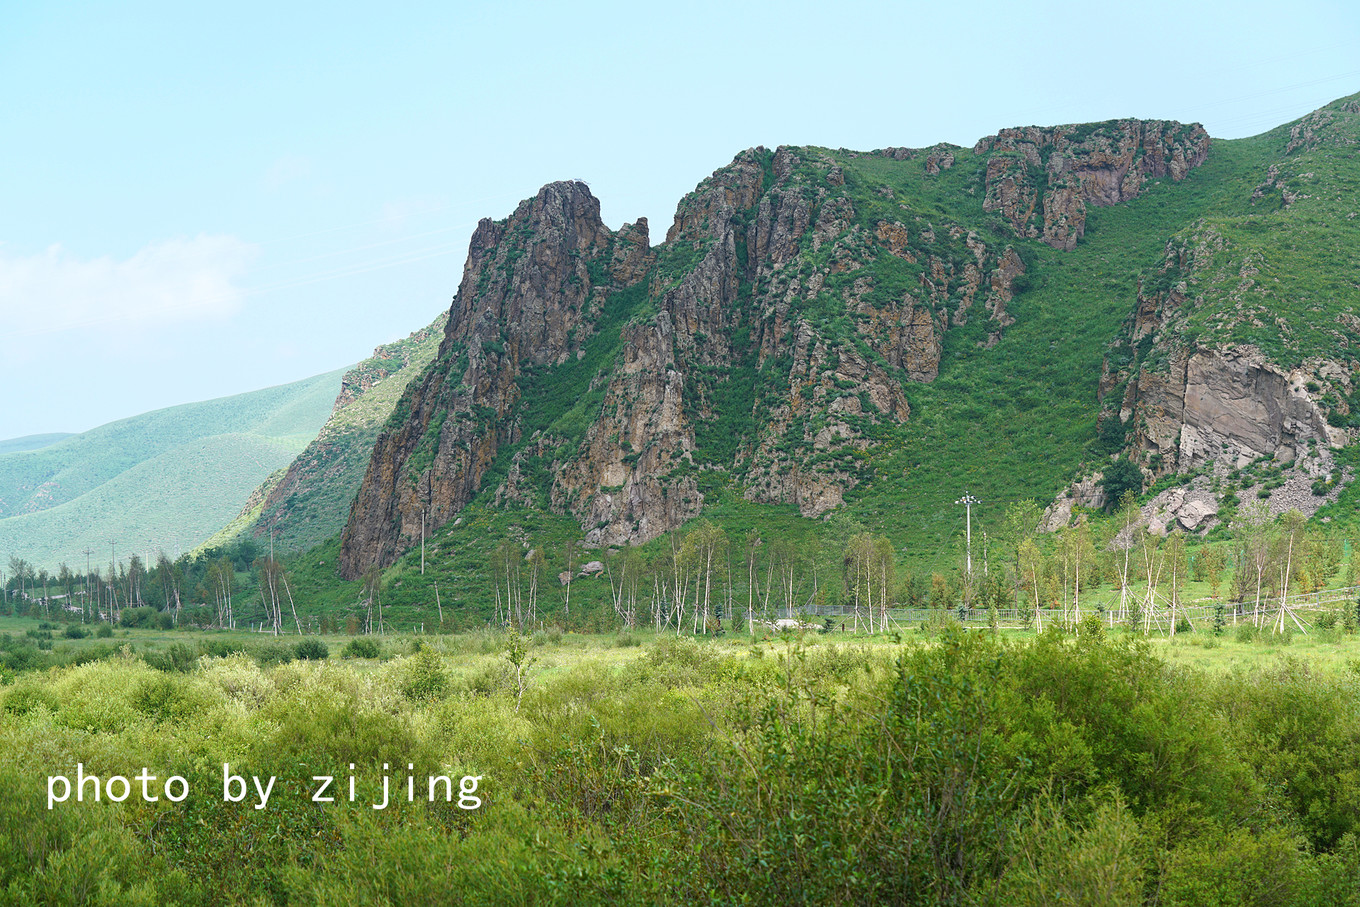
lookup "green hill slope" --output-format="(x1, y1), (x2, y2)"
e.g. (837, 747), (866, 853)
(0, 434), (72, 455)
(205, 315), (448, 557)
(0, 370), (344, 571)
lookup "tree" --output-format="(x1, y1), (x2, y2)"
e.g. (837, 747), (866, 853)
(1018, 539), (1044, 629)
(505, 627), (535, 713)
(1002, 501), (1042, 608)
(1276, 509), (1309, 633)
(1099, 457), (1143, 511)
(157, 552), (183, 626)
(1232, 502), (1274, 627)
(1199, 546), (1225, 599)
(744, 530), (761, 637)
(1164, 529), (1188, 635)
(58, 563), (75, 620)
(1112, 491), (1141, 619)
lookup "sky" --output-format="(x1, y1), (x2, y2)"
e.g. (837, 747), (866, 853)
(1, 0), (1358, 440)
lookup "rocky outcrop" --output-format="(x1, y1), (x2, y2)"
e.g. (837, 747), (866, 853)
(338, 133), (1055, 575)
(1082, 188), (1360, 534)
(344, 112), (1217, 575)
(552, 316), (702, 546)
(339, 182), (652, 578)
(1124, 346), (1344, 472)
(976, 120), (1211, 249)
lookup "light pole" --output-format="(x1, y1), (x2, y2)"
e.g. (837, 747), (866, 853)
(956, 494), (980, 607)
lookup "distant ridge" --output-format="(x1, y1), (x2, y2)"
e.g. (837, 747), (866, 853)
(0, 434), (73, 455)
(0, 370), (346, 571)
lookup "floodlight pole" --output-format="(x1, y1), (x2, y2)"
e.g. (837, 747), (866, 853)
(956, 494), (980, 580)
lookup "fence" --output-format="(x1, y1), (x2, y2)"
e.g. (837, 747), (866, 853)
(770, 585), (1360, 630)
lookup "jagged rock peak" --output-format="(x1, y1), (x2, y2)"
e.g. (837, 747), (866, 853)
(338, 181), (651, 579)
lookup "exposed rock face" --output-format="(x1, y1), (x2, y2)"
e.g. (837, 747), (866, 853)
(1124, 346), (1343, 471)
(1101, 231), (1351, 482)
(975, 120), (1211, 249)
(552, 316), (702, 547)
(1083, 215), (1358, 534)
(341, 119), (1209, 575)
(339, 182), (652, 578)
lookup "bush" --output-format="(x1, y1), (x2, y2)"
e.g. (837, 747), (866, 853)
(120, 606), (157, 629)
(95, 624), (114, 638)
(62, 625), (88, 640)
(401, 645), (449, 701)
(294, 639), (329, 661)
(252, 643), (295, 667)
(342, 638), (381, 659)
(144, 643), (197, 673)
(201, 639), (247, 658)
(1099, 457), (1143, 509)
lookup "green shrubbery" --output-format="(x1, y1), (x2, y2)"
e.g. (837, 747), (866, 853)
(293, 638), (329, 660)
(2, 626), (1360, 903)
(341, 637), (381, 658)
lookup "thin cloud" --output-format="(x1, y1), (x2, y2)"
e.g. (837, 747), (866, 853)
(0, 235), (258, 338)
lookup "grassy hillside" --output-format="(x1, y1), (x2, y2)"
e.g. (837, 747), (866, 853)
(0, 371), (345, 571)
(0, 434), (73, 455)
(205, 315), (448, 557)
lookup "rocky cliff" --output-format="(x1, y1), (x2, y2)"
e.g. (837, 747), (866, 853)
(338, 112), (1246, 577)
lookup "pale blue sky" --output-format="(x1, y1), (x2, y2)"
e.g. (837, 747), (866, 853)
(1, 0), (1357, 438)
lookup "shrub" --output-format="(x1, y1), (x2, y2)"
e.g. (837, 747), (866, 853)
(95, 624), (114, 638)
(401, 645), (449, 702)
(200, 639), (247, 658)
(1100, 457), (1143, 509)
(252, 643), (295, 667)
(144, 643), (197, 673)
(342, 638), (382, 659)
(120, 606), (157, 628)
(62, 625), (88, 640)
(294, 639), (329, 661)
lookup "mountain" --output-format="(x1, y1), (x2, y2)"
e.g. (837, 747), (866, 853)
(0, 370), (344, 572)
(204, 313), (448, 557)
(321, 94), (1358, 578)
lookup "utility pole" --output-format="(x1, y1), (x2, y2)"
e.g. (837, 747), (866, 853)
(956, 494), (980, 606)
(84, 548), (93, 621)
(108, 540), (116, 621)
